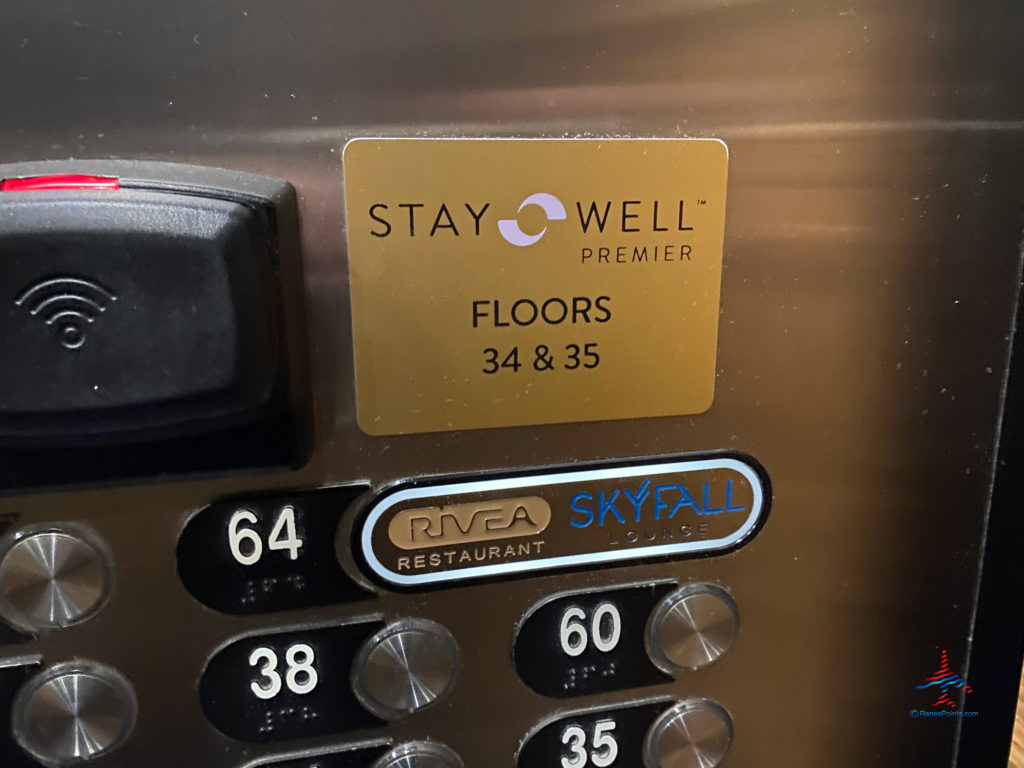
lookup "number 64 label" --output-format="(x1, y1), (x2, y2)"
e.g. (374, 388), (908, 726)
(177, 486), (372, 615)
(229, 506), (303, 565)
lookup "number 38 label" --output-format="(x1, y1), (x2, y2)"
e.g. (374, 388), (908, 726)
(200, 623), (384, 743)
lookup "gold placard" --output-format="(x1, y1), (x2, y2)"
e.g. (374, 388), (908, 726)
(344, 138), (729, 435)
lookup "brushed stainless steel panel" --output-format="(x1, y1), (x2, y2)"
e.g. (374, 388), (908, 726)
(0, 1), (1022, 766)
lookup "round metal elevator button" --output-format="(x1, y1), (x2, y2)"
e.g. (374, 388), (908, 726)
(0, 526), (112, 633)
(643, 699), (733, 768)
(351, 619), (459, 720)
(371, 741), (464, 768)
(11, 660), (137, 766)
(645, 584), (738, 674)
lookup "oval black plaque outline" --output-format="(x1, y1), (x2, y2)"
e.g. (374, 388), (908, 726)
(357, 452), (771, 588)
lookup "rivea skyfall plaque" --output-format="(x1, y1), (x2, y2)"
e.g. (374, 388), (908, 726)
(358, 455), (767, 588)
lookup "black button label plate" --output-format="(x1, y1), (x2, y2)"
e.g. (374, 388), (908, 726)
(200, 622), (384, 743)
(518, 700), (670, 768)
(178, 486), (372, 614)
(515, 583), (674, 698)
(0, 659), (40, 767)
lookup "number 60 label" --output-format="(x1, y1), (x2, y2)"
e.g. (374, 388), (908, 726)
(559, 603), (622, 657)
(514, 583), (676, 698)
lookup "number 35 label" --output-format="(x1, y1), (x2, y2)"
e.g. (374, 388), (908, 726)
(518, 700), (671, 768)
(561, 720), (618, 768)
(344, 138), (729, 435)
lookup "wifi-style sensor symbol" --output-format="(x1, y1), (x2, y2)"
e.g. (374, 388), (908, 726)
(14, 276), (118, 350)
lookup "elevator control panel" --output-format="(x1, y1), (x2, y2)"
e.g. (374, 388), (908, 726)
(0, 470), (763, 767)
(0, 158), (772, 768)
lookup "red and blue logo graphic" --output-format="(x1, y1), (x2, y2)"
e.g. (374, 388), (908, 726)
(916, 649), (973, 708)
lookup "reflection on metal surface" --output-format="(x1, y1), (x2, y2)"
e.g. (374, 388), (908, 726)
(0, 527), (111, 633)
(0, 0), (1021, 766)
(645, 584), (739, 674)
(643, 699), (733, 768)
(12, 661), (137, 767)
(370, 742), (463, 768)
(352, 620), (460, 720)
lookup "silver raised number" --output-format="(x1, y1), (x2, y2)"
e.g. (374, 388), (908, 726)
(591, 719), (618, 767)
(228, 506), (304, 566)
(560, 720), (619, 768)
(284, 643), (318, 695)
(591, 603), (622, 653)
(561, 725), (588, 768)
(559, 607), (588, 657)
(248, 646), (282, 700)
(228, 509), (262, 566)
(558, 603), (622, 656)
(267, 506), (303, 560)
(248, 643), (319, 700)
